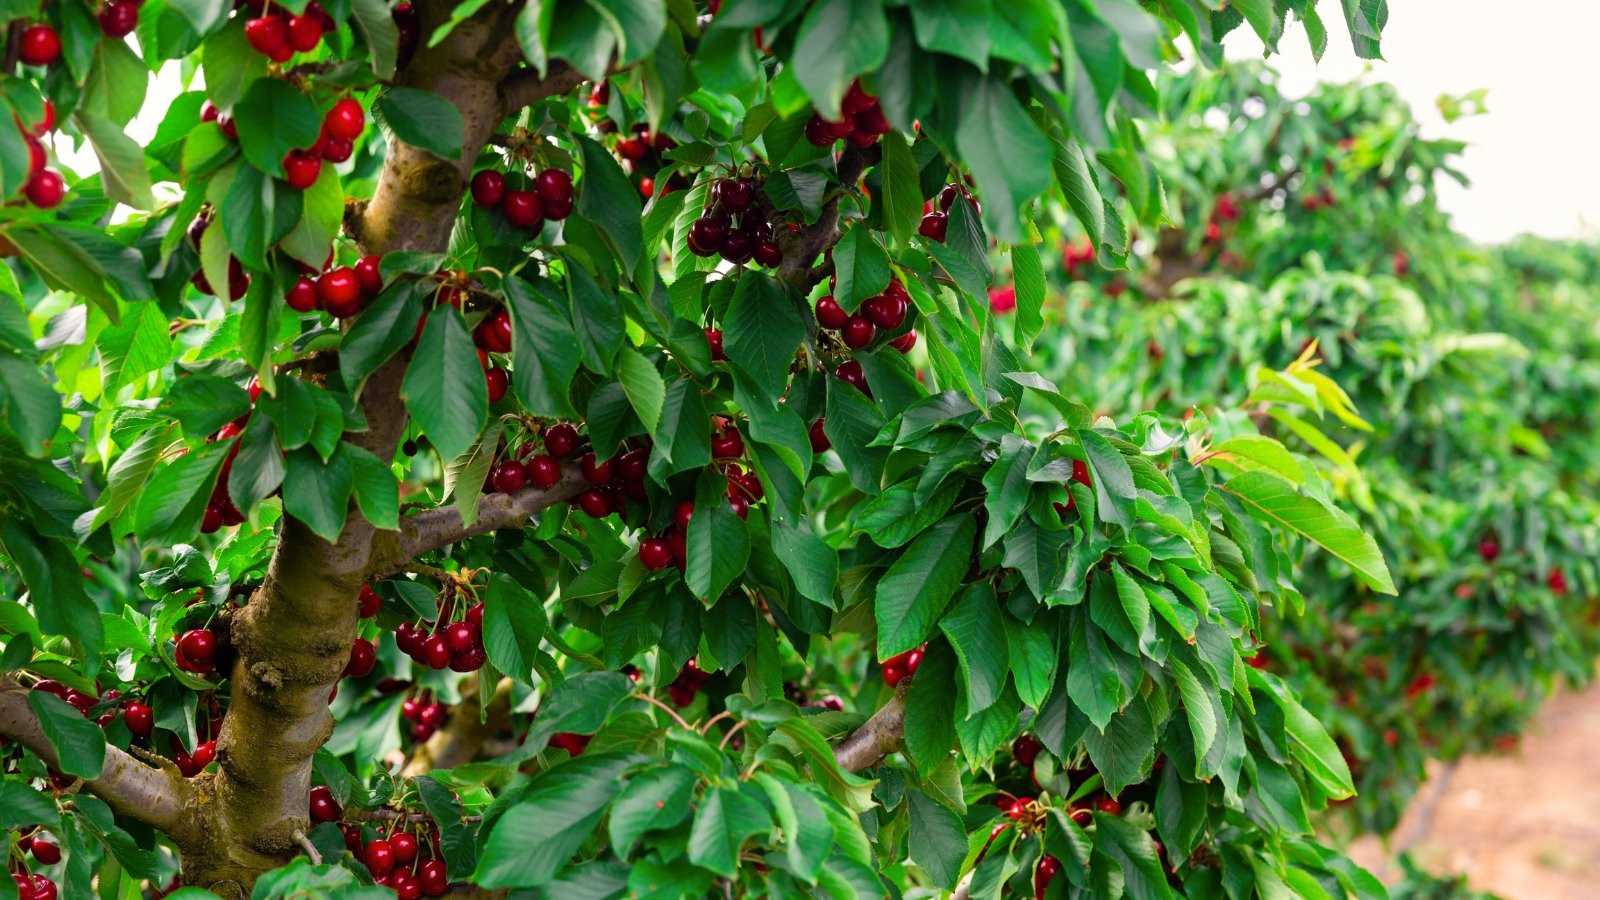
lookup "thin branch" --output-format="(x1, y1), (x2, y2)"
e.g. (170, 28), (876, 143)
(633, 693), (693, 731)
(383, 467), (589, 575)
(3, 21), (23, 74)
(498, 60), (590, 116)
(0, 682), (194, 841)
(776, 144), (879, 287)
(832, 681), (910, 774)
(292, 830), (321, 865)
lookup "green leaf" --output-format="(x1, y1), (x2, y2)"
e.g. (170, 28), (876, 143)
(588, 0), (667, 64)
(227, 416), (285, 515)
(910, 0), (992, 72)
(1083, 697), (1157, 797)
(483, 573), (549, 685)
(1093, 812), (1176, 900)
(350, 0), (400, 78)
(1078, 430), (1135, 529)
(649, 378), (712, 481)
(688, 786), (772, 878)
(347, 445), (400, 531)
(131, 442), (229, 543)
(232, 78), (321, 178)
(906, 789), (966, 889)
(218, 165), (281, 270)
(789, 0), (890, 118)
(875, 515), (976, 659)
(507, 277), (579, 418)
(375, 87), (465, 160)
(1217, 471), (1395, 594)
(952, 71), (1053, 243)
(99, 300), (172, 392)
(283, 446), (354, 541)
(770, 519), (838, 609)
(28, 691), (107, 779)
(475, 754), (636, 887)
(1050, 127), (1107, 252)
(402, 307), (487, 463)
(824, 383), (889, 494)
(280, 161), (343, 269)
(339, 283), (423, 391)
(879, 130), (924, 248)
(615, 348), (666, 434)
(566, 264), (625, 373)
(0, 353), (62, 457)
(726, 272), (804, 393)
(981, 434), (1035, 549)
(902, 640), (958, 771)
(1011, 240), (1045, 349)
(575, 135), (644, 272)
(939, 582), (1008, 713)
(1068, 611), (1126, 731)
(608, 765), (695, 858)
(830, 227), (891, 313)
(76, 112), (154, 209)
(0, 781), (57, 828)
(686, 499), (749, 602)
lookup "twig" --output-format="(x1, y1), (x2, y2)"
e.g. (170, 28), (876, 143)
(497, 60), (591, 116)
(383, 467), (589, 572)
(2, 21), (23, 74)
(292, 829), (321, 865)
(718, 720), (748, 751)
(633, 693), (693, 730)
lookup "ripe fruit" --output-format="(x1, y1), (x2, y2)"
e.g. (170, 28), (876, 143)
(471, 170), (506, 207)
(24, 168), (65, 209)
(309, 785), (342, 823)
(1478, 534), (1500, 562)
(711, 427), (744, 459)
(1013, 733), (1042, 768)
(502, 190), (543, 229)
(317, 267), (363, 317)
(882, 661), (906, 687)
(720, 228), (753, 264)
(364, 838), (395, 877)
(580, 452), (613, 484)
(355, 255), (384, 295)
(325, 99), (364, 141)
(753, 239), (782, 268)
(345, 638), (376, 678)
(576, 488), (613, 518)
(841, 315), (876, 349)
(474, 308), (513, 353)
(283, 150), (322, 190)
(639, 538), (672, 570)
(286, 277), (319, 312)
(420, 635), (451, 670)
(30, 839), (60, 864)
(616, 137), (648, 161)
(1549, 567), (1569, 595)
(418, 860), (448, 896)
(534, 169), (574, 209)
(390, 831), (419, 865)
(527, 455), (560, 488)
(863, 293), (907, 329)
(1094, 796), (1122, 815)
(485, 366), (509, 403)
(443, 621), (478, 653)
(675, 501), (695, 532)
(705, 328), (725, 361)
(179, 629), (217, 665)
(359, 584), (381, 617)
(244, 16), (287, 55)
(19, 25), (62, 66)
(919, 211), (949, 242)
(816, 296), (848, 330)
(287, 14), (324, 52)
(123, 702), (154, 737)
(1034, 855), (1061, 899)
(835, 359), (869, 395)
(688, 217), (726, 257)
(491, 460), (526, 494)
(808, 418), (830, 453)
(889, 329), (917, 353)
(543, 422), (579, 457)
(99, 2), (140, 38)
(804, 113), (839, 147)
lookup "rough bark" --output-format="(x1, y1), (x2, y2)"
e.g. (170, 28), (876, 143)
(833, 682), (908, 774)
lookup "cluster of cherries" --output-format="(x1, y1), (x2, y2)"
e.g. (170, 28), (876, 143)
(918, 181), (980, 244)
(686, 176), (784, 268)
(308, 788), (452, 896)
(815, 275), (914, 352)
(242, 1), (335, 62)
(13, 100), (63, 209)
(172, 627), (220, 675)
(7, 828), (59, 900)
(610, 120), (687, 199)
(469, 166), (576, 232)
(879, 643), (924, 687)
(198, 379), (270, 533)
(803, 80), (892, 149)
(285, 251), (385, 318)
(395, 599), (488, 674)
(666, 658), (712, 708)
(184, 215), (252, 301)
(284, 98), (368, 186)
(399, 691), (449, 743)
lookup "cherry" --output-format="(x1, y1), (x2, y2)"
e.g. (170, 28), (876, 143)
(889, 329), (917, 353)
(549, 732), (590, 756)
(30, 99), (55, 136)
(448, 644), (486, 672)
(29, 875), (57, 900)
(24, 168), (64, 209)
(491, 460), (527, 494)
(466, 602), (484, 628)
(355, 254), (384, 295)
(389, 831), (419, 865)
(1549, 567), (1569, 595)
(616, 137), (648, 161)
(345, 637), (376, 678)
(1034, 855), (1061, 899)
(317, 267), (363, 317)
(26, 138), (46, 176)
(192, 740), (217, 769)
(752, 239), (782, 268)
(420, 635), (451, 670)
(179, 629), (216, 664)
(200, 506), (224, 534)
(728, 493), (749, 520)
(705, 328), (726, 361)
(244, 16), (287, 55)
(502, 190), (544, 229)
(246, 375), (264, 403)
(1478, 535), (1500, 562)
(805, 298), (848, 335)
(123, 701), (154, 737)
(1012, 733), (1042, 768)
(308, 785), (342, 823)
(418, 860), (448, 896)
(576, 488), (613, 518)
(580, 452), (614, 485)
(855, 105), (892, 137)
(286, 14), (324, 51)
(319, 100), (363, 144)
(720, 228), (754, 264)
(863, 293), (907, 330)
(417, 703), (446, 729)
(688, 217), (725, 256)
(286, 276), (319, 312)
(474, 308), (513, 353)
(443, 621), (478, 653)
(639, 538), (673, 570)
(1071, 459), (1092, 490)
(534, 169), (575, 209)
(882, 662), (906, 687)
(674, 501), (695, 532)
(841, 315), (876, 349)
(30, 839), (60, 864)
(485, 366), (509, 403)
(19, 24), (62, 66)
(841, 80), (877, 116)
(282, 149), (323, 191)
(803, 113), (839, 147)
(711, 427), (744, 460)
(1094, 796), (1122, 815)
(543, 422), (579, 457)
(919, 211), (949, 243)
(471, 170), (506, 208)
(99, 1), (140, 37)
(527, 454), (561, 488)
(364, 838), (395, 877)
(807, 418), (830, 453)
(390, 871), (421, 900)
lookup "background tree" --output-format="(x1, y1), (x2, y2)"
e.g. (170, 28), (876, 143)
(0, 1), (1399, 898)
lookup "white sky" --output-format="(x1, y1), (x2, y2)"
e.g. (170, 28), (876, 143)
(1227, 0), (1600, 244)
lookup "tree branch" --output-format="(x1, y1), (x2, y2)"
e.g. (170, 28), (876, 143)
(776, 144), (880, 287)
(497, 61), (590, 116)
(401, 676), (513, 776)
(382, 466), (590, 573)
(833, 681), (909, 774)
(0, 682), (195, 842)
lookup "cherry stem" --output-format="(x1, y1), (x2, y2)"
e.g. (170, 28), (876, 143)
(632, 692), (692, 731)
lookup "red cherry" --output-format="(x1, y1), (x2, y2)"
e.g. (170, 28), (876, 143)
(534, 169), (575, 208)
(543, 423), (579, 457)
(24, 168), (64, 209)
(466, 602), (483, 628)
(244, 16), (287, 55)
(855, 105), (892, 136)
(637, 177), (655, 199)
(470, 170), (506, 208)
(889, 329), (917, 353)
(364, 838), (395, 877)
(122, 702), (154, 737)
(193, 740), (217, 769)
(1478, 535), (1500, 562)
(179, 629), (216, 664)
(344, 637), (376, 678)
(30, 839), (60, 864)
(580, 452), (614, 485)
(919, 211), (949, 243)
(443, 621), (478, 654)
(1034, 855), (1061, 898)
(19, 25), (62, 66)
(421, 635), (451, 670)
(1094, 796), (1122, 815)
(863, 293), (907, 329)
(30, 99), (55, 136)
(527, 454), (561, 488)
(616, 137), (648, 161)
(317, 267), (363, 317)
(474, 308), (513, 353)
(576, 488), (613, 518)
(687, 217), (726, 257)
(807, 418), (830, 453)
(816, 296), (848, 330)
(308, 785), (342, 823)
(705, 328), (725, 361)
(752, 239), (782, 268)
(418, 860), (448, 896)
(841, 80), (876, 116)
(284, 14), (322, 51)
(99, 2), (140, 38)
(26, 138), (46, 177)
(720, 228), (754, 264)
(727, 493), (749, 520)
(322, 99), (364, 143)
(30, 875), (58, 900)
(502, 190), (543, 229)
(354, 254), (384, 295)
(358, 584), (381, 617)
(882, 662), (906, 687)
(282, 149), (322, 190)
(711, 427), (744, 460)
(448, 644), (486, 672)
(639, 538), (673, 570)
(675, 500), (695, 533)
(804, 113), (839, 147)
(841, 315), (876, 349)
(389, 831), (419, 865)
(491, 460), (526, 494)
(1012, 733), (1042, 767)
(485, 366), (509, 403)
(417, 703), (446, 729)
(286, 276), (319, 312)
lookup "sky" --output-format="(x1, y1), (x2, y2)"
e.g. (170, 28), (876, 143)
(1226, 0), (1600, 244)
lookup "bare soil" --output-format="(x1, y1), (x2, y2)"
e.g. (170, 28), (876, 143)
(1348, 685), (1600, 898)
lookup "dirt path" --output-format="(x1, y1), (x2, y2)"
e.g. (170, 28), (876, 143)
(1348, 684), (1600, 898)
